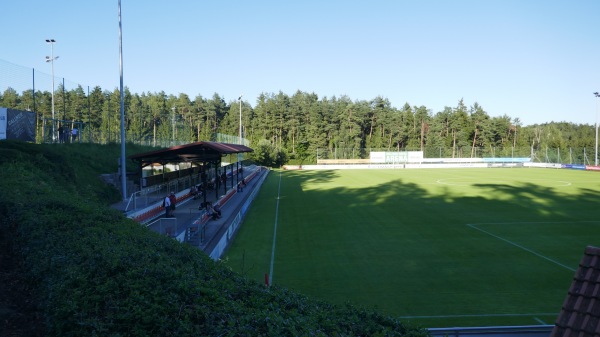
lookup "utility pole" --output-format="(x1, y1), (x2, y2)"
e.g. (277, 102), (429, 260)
(594, 92), (599, 166)
(45, 39), (58, 141)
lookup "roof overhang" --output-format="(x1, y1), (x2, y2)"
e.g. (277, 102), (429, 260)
(129, 141), (253, 165)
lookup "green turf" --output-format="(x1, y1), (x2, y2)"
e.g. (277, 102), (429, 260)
(224, 168), (600, 328)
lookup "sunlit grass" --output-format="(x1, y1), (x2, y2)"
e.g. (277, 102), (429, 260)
(224, 168), (600, 328)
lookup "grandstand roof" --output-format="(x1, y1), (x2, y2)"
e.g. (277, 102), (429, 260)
(129, 141), (253, 166)
(551, 246), (600, 336)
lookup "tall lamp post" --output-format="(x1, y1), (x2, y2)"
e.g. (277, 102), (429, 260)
(118, 0), (127, 201)
(45, 39), (58, 139)
(238, 94), (243, 145)
(238, 94), (243, 166)
(594, 92), (600, 166)
(171, 106), (176, 142)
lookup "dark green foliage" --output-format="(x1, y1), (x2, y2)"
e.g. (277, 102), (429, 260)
(0, 140), (429, 336)
(4, 84), (596, 165)
(249, 139), (288, 168)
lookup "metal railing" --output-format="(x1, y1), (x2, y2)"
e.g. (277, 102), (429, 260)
(428, 325), (553, 337)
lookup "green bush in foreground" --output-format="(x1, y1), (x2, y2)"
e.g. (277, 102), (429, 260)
(0, 140), (429, 336)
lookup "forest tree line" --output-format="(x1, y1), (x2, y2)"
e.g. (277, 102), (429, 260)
(1, 85), (598, 165)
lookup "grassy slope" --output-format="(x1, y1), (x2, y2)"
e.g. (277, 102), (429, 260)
(0, 140), (428, 336)
(225, 168), (600, 328)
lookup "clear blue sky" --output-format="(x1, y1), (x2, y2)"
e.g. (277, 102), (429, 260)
(3, 0), (600, 126)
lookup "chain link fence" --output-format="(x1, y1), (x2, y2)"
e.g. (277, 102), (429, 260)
(316, 146), (596, 165)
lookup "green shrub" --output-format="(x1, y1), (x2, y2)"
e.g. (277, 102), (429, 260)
(0, 140), (429, 336)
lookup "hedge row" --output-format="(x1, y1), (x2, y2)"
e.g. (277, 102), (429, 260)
(0, 141), (429, 336)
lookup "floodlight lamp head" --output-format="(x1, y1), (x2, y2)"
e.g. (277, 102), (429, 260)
(46, 39), (56, 43)
(594, 92), (600, 97)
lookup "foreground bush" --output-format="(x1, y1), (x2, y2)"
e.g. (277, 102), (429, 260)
(0, 140), (429, 336)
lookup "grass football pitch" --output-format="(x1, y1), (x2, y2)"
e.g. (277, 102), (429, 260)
(223, 168), (600, 328)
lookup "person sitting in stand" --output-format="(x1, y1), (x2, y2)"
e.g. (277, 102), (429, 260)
(213, 203), (222, 218)
(207, 203), (220, 220)
(190, 185), (199, 199)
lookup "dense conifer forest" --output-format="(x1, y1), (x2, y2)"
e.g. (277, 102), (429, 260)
(2, 86), (597, 166)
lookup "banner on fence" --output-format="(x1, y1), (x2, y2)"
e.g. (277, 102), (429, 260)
(483, 157), (531, 163)
(0, 107), (36, 141)
(563, 164), (587, 170)
(370, 151), (424, 163)
(0, 108), (6, 140)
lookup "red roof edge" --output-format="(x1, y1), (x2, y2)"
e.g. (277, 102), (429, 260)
(551, 246), (600, 337)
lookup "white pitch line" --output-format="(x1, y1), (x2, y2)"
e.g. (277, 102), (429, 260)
(467, 223), (576, 272)
(268, 170), (283, 286)
(398, 312), (557, 319)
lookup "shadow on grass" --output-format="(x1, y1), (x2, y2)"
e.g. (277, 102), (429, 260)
(226, 168), (600, 328)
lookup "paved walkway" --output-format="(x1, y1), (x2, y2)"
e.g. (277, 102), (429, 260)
(113, 166), (268, 256)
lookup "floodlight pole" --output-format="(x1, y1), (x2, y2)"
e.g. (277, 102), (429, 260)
(238, 94), (243, 145)
(118, 0), (127, 201)
(45, 39), (58, 140)
(172, 106), (176, 142)
(238, 94), (244, 166)
(594, 92), (600, 166)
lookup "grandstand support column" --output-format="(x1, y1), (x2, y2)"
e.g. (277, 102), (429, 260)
(200, 165), (206, 209)
(230, 161), (234, 191)
(213, 161), (219, 202)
